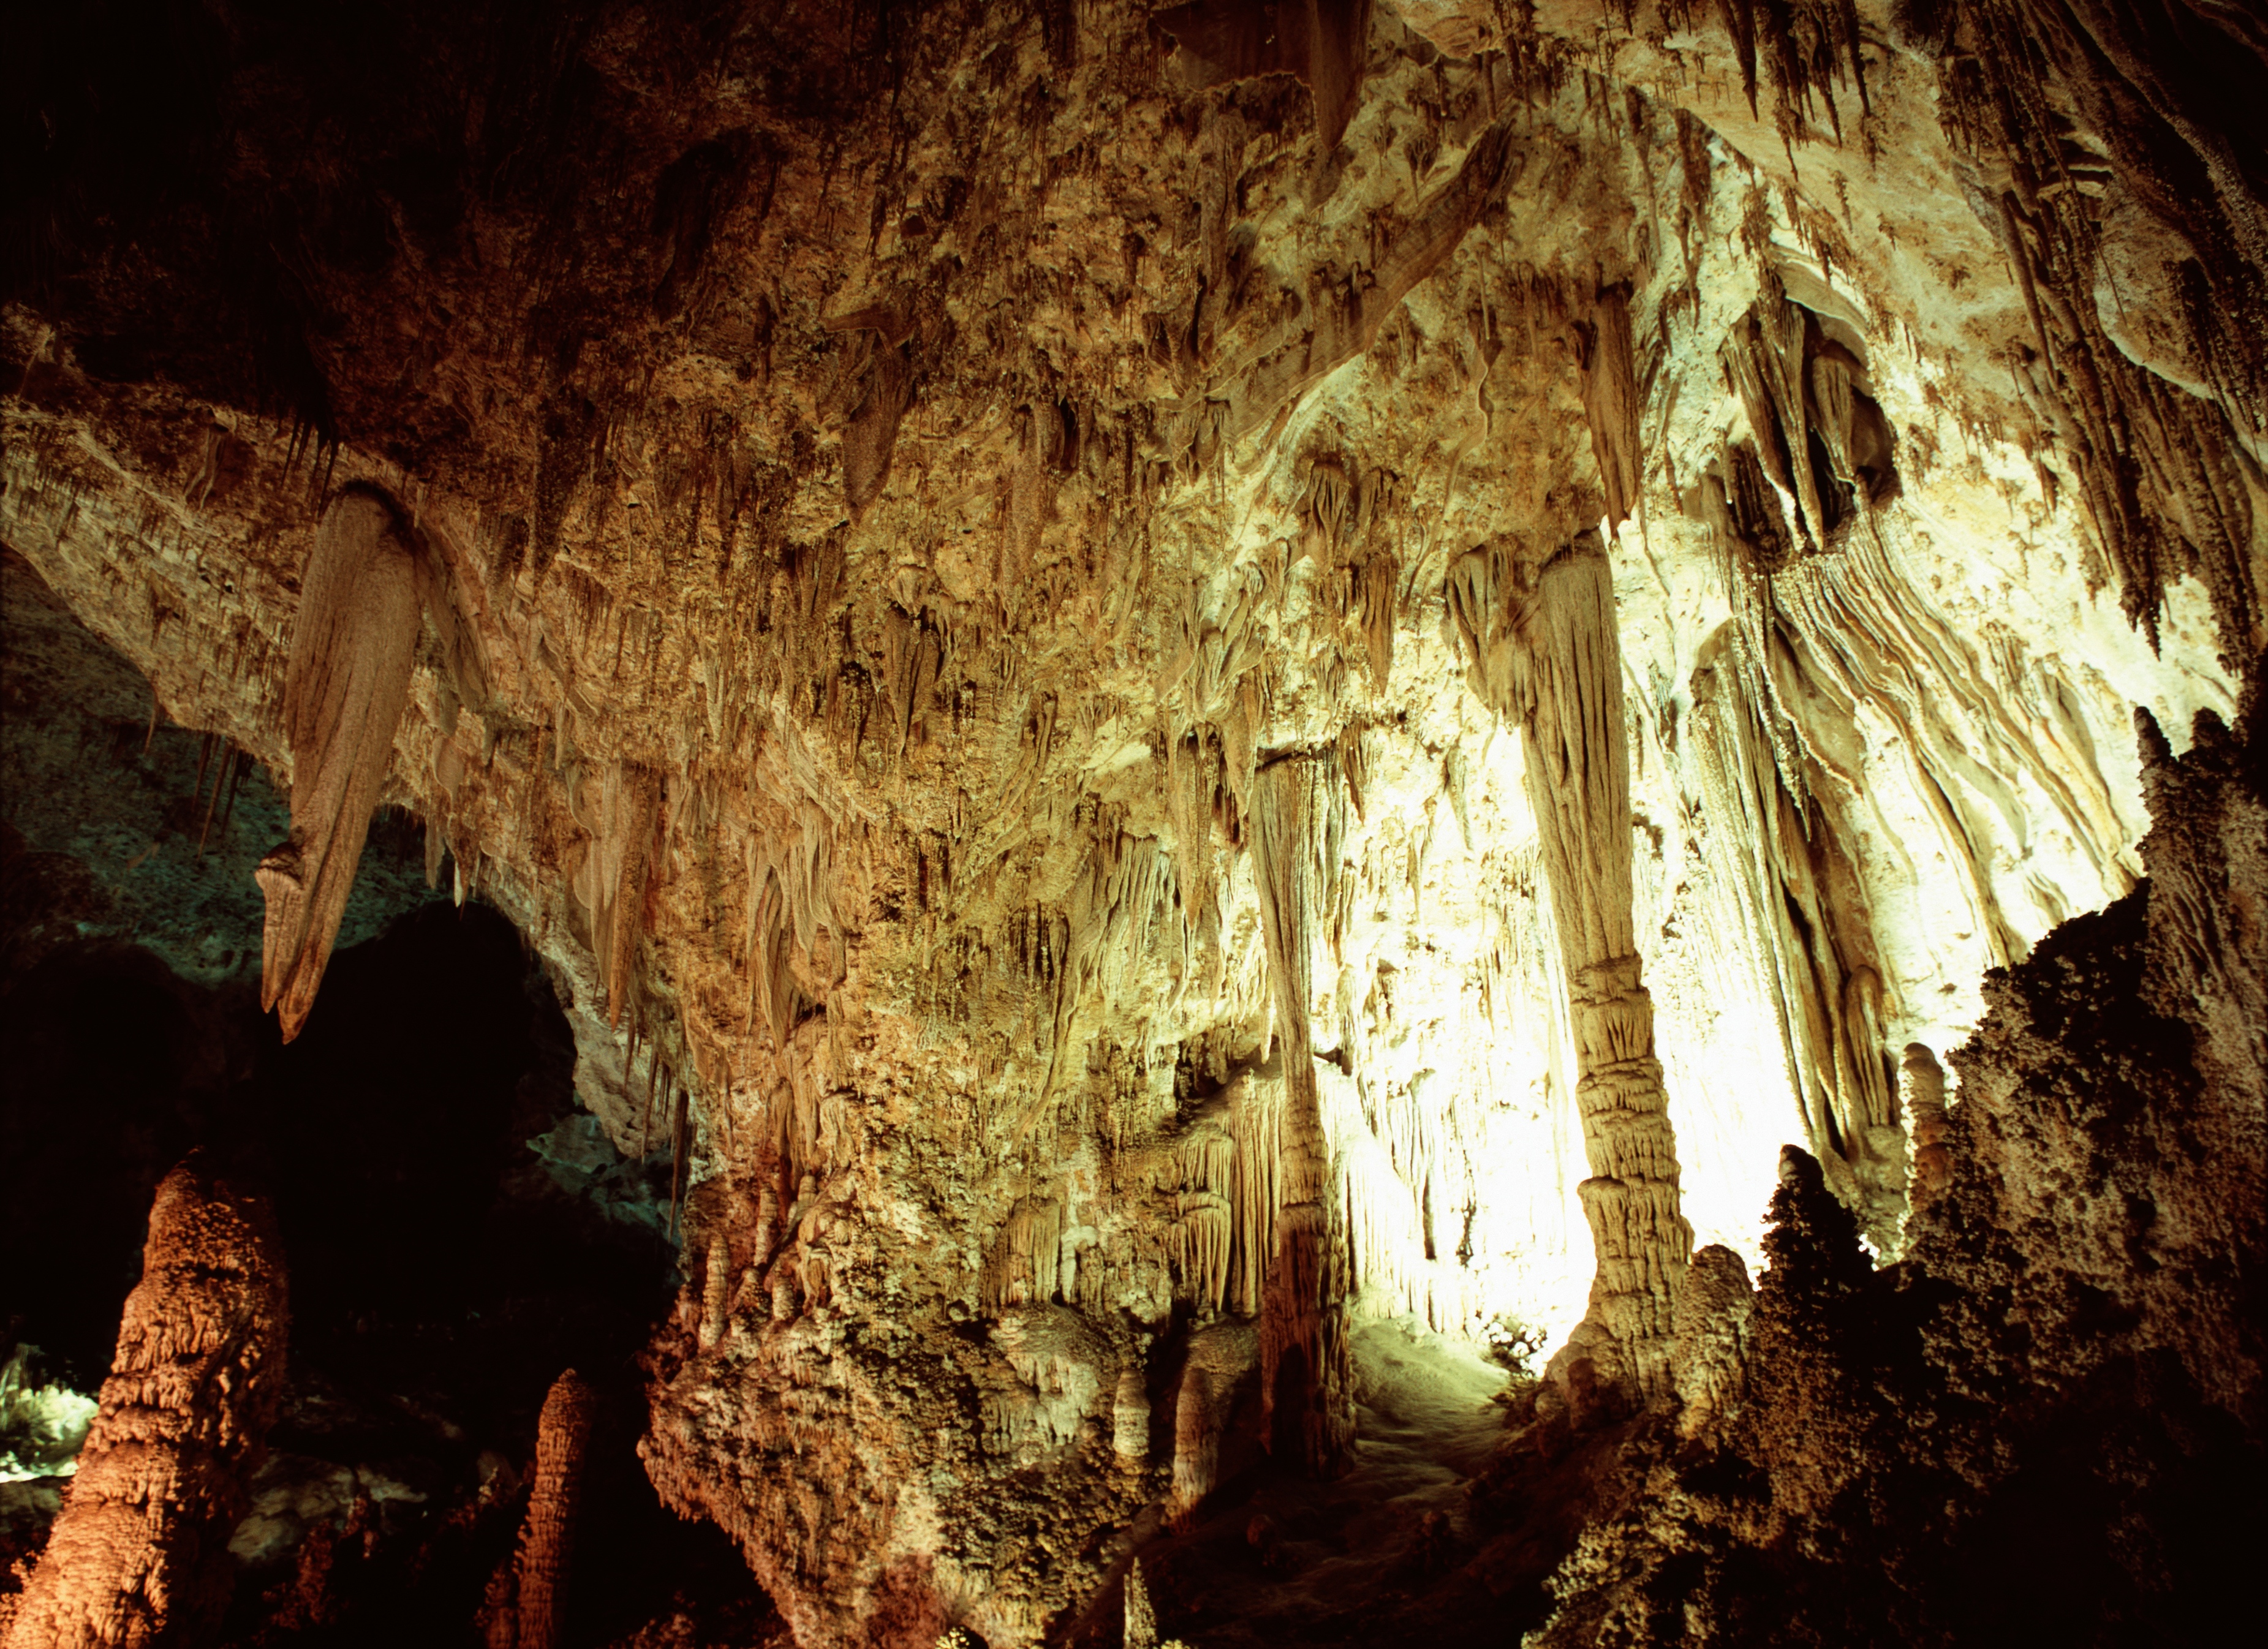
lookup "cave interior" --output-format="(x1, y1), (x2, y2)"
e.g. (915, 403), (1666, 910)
(1, 2), (2262, 1647)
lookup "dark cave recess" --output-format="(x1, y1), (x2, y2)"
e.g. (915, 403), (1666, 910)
(0, 888), (776, 1645)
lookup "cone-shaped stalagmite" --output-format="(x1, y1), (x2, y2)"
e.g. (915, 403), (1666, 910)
(257, 488), (423, 1041)
(4, 1160), (289, 1649)
(1518, 539), (1692, 1400)
(480, 1370), (598, 1649)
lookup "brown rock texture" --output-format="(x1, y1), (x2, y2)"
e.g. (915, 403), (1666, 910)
(480, 1370), (600, 1649)
(257, 488), (426, 1041)
(2, 1160), (289, 1649)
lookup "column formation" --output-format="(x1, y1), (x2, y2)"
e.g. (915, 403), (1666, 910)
(1519, 540), (1692, 1400)
(1249, 755), (1356, 1473)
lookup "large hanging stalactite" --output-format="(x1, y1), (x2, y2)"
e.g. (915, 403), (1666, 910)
(256, 487), (423, 1042)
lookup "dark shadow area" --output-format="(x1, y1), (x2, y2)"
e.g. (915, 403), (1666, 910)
(0, 867), (775, 1645)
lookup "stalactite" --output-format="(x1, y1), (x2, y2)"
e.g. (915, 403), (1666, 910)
(4, 1160), (290, 1649)
(1226, 1074), (1280, 1318)
(1165, 728), (1224, 976)
(667, 1088), (690, 1241)
(1517, 540), (1692, 1403)
(257, 488), (422, 1041)
(1577, 284), (1643, 529)
(841, 342), (913, 512)
(1171, 1112), (1237, 1313)
(480, 1370), (597, 1649)
(983, 1196), (1067, 1314)
(193, 743), (236, 859)
(1927, 0), (2266, 657)
(1355, 553), (1397, 685)
(593, 761), (663, 1027)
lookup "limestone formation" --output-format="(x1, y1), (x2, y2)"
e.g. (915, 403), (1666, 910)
(1667, 1245), (1753, 1440)
(257, 489), (425, 1041)
(1529, 694), (2267, 1647)
(1514, 541), (1693, 1400)
(1899, 1043), (1951, 1210)
(480, 1371), (599, 1649)
(2, 0), (2262, 1640)
(3, 1161), (289, 1648)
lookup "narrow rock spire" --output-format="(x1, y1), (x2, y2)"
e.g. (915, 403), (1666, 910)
(1249, 755), (1356, 1473)
(480, 1370), (599, 1649)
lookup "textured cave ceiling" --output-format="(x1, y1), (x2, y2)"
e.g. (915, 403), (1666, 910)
(1, 1), (2262, 1645)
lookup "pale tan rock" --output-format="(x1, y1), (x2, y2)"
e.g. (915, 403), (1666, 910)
(259, 489), (423, 1041)
(1902, 1043), (1952, 1210)
(2, 0), (2256, 1638)
(1510, 541), (1693, 1403)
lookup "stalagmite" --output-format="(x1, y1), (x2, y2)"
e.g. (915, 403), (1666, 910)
(1123, 1558), (1158, 1649)
(1668, 1245), (1753, 1440)
(1111, 1368), (1151, 1463)
(257, 488), (422, 1041)
(1517, 540), (1692, 1402)
(1166, 1363), (1216, 1533)
(1902, 1043), (1951, 1210)
(5, 1160), (290, 1649)
(480, 1370), (598, 1649)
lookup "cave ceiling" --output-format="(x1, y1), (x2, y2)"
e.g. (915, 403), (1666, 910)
(2, 0), (2262, 1643)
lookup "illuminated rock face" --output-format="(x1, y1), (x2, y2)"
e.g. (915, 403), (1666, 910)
(1, 1), (2258, 1642)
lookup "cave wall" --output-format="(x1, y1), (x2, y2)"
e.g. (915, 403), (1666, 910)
(1528, 690), (2265, 1647)
(2, 1), (2260, 1641)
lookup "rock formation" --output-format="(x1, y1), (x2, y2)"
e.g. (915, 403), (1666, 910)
(1529, 691), (2266, 1646)
(257, 489), (425, 1041)
(1, 0), (2262, 1641)
(480, 1370), (600, 1649)
(2, 1160), (289, 1648)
